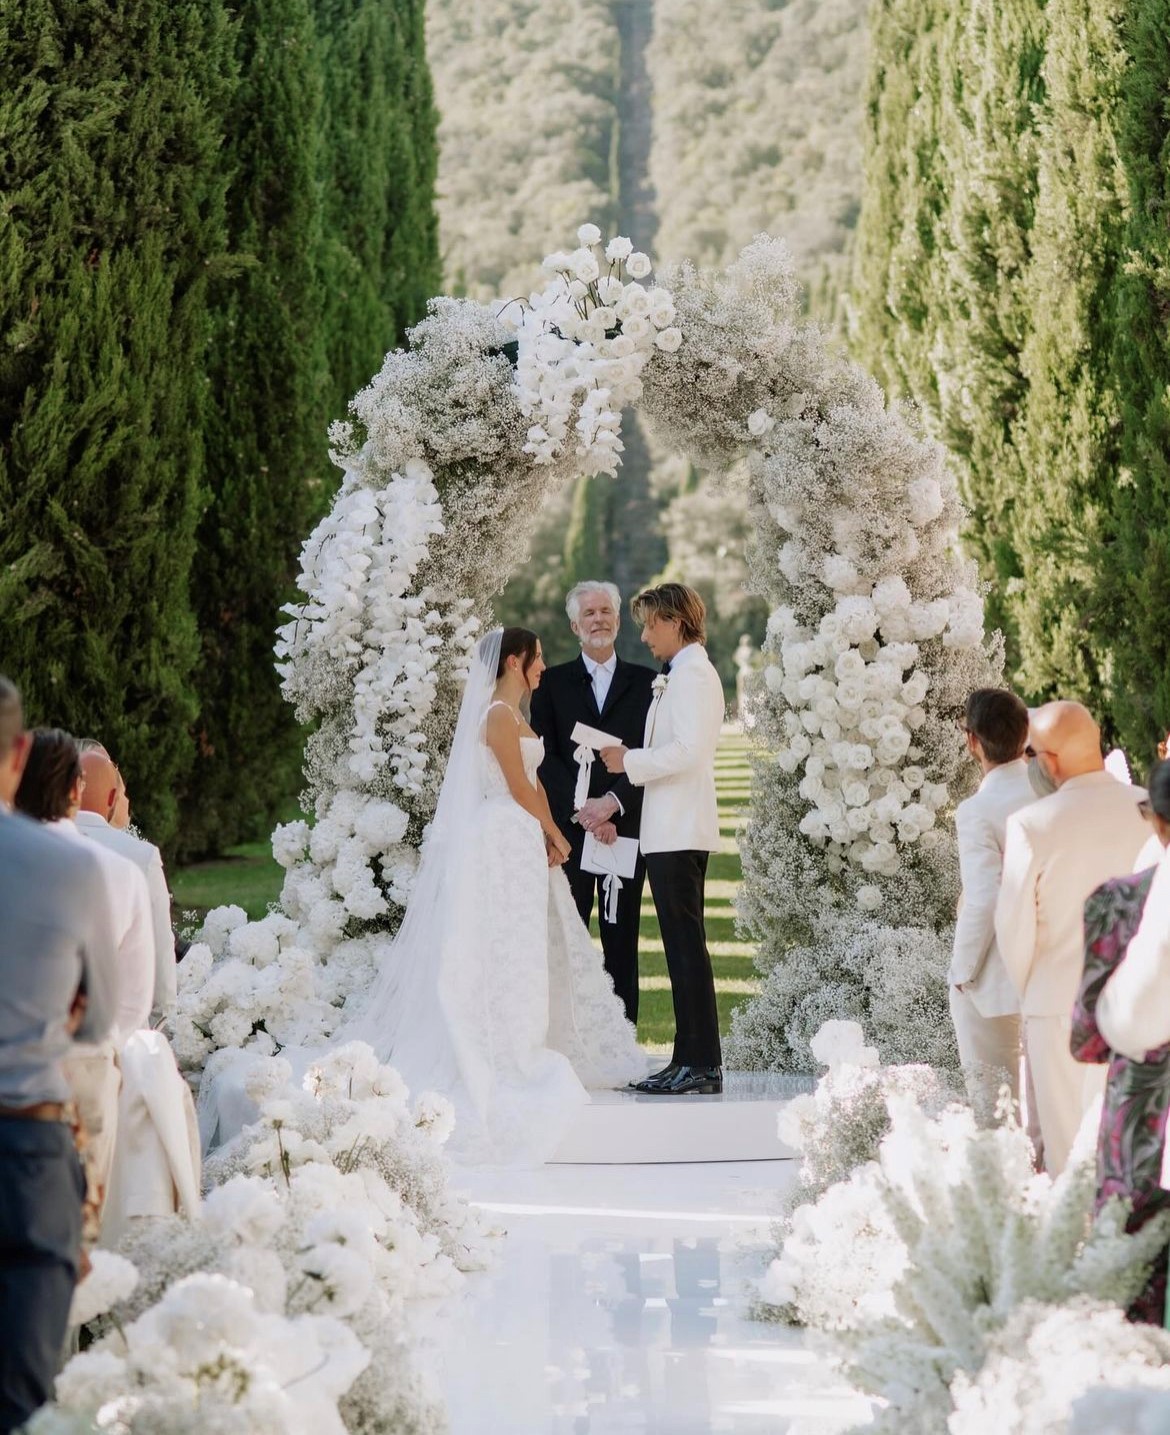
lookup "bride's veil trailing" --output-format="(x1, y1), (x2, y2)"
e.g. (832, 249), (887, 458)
(346, 628), (503, 1109)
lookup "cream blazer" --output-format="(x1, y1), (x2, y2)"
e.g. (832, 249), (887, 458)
(623, 643), (725, 854)
(76, 810), (176, 1013)
(950, 760), (1036, 1017)
(995, 771), (1149, 1016)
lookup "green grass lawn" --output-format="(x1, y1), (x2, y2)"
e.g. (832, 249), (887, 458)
(172, 728), (760, 1051)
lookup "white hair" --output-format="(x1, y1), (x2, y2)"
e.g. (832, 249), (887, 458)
(565, 580), (621, 623)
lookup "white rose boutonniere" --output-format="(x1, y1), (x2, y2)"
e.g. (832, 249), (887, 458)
(652, 673), (669, 697)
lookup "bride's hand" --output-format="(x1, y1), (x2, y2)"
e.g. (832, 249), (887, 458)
(546, 829), (571, 866)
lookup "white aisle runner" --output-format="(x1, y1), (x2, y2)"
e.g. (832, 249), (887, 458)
(433, 1159), (870, 1434)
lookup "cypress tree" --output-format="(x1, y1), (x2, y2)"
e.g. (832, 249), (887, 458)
(850, 0), (950, 407)
(0, 0), (235, 854)
(1104, 0), (1170, 758)
(927, 0), (1047, 654)
(1011, 0), (1129, 715)
(313, 0), (441, 409)
(562, 474), (610, 591)
(179, 0), (331, 859)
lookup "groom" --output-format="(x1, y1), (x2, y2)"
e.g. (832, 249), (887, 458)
(598, 582), (726, 1095)
(530, 581), (656, 1024)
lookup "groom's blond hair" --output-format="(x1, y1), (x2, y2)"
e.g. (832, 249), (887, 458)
(631, 583), (706, 645)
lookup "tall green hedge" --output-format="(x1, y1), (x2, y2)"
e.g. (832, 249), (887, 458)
(181, 0), (330, 860)
(0, 0), (236, 852)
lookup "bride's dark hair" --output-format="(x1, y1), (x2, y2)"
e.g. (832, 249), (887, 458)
(495, 627), (540, 679)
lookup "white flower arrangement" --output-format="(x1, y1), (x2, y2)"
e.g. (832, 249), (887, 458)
(513, 224), (677, 475)
(762, 1051), (1170, 1431)
(950, 1299), (1170, 1435)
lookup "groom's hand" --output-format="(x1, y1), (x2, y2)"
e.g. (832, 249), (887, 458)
(600, 745), (628, 774)
(575, 794), (619, 830)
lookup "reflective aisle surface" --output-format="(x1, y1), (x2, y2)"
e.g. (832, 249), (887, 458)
(434, 1161), (872, 1434)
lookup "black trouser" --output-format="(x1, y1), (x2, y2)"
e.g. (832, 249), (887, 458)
(0, 1119), (84, 1433)
(644, 849), (721, 1068)
(568, 845), (645, 1025)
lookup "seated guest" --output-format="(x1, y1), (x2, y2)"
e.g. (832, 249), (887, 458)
(996, 701), (1150, 1174)
(949, 688), (1035, 1125)
(1071, 760), (1170, 1322)
(0, 680), (117, 1431)
(16, 730), (154, 1232)
(76, 743), (176, 1017)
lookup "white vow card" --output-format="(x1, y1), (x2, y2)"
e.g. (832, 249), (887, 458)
(570, 720), (623, 751)
(580, 832), (639, 879)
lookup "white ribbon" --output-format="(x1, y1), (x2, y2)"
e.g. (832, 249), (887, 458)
(573, 744), (593, 810)
(602, 870), (622, 924)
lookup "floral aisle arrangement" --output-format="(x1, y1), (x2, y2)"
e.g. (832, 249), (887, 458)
(759, 1023), (1170, 1433)
(35, 1044), (494, 1435)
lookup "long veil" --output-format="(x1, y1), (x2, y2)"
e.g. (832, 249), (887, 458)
(345, 628), (503, 1106)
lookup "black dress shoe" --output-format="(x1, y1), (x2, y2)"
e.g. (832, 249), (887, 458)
(629, 1061), (679, 1092)
(635, 1064), (722, 1096)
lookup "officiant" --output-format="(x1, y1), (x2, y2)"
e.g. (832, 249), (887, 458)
(531, 581), (656, 1025)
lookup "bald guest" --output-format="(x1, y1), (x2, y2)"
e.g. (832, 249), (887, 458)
(995, 701), (1149, 1173)
(75, 745), (176, 1017)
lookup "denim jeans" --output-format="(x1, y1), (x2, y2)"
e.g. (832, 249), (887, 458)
(0, 1119), (84, 1432)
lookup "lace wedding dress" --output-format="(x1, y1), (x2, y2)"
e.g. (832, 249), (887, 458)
(430, 714), (645, 1161)
(350, 632), (646, 1166)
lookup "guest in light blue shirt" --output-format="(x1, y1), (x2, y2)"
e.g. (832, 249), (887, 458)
(0, 678), (117, 1432)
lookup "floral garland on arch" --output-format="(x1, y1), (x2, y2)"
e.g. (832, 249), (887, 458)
(169, 225), (1002, 1094)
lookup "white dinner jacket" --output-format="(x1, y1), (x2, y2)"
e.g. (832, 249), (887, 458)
(995, 770), (1149, 1016)
(950, 759), (1036, 1017)
(623, 642), (724, 854)
(51, 819), (154, 1045)
(76, 810), (176, 1014)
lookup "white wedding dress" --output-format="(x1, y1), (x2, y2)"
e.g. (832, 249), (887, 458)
(422, 712), (644, 1161)
(349, 631), (647, 1166)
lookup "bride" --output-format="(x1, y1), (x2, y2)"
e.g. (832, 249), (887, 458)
(353, 627), (645, 1163)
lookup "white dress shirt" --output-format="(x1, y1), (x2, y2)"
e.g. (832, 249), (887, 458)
(581, 651), (617, 712)
(50, 818), (154, 1045)
(75, 810), (176, 1014)
(951, 759), (1036, 1016)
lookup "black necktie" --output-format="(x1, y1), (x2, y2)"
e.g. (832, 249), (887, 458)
(661, 661), (672, 675)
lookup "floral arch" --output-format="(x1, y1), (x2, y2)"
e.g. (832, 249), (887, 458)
(174, 228), (1001, 1085)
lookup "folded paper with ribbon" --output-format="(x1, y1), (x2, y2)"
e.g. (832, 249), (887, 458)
(570, 721), (624, 809)
(580, 831), (639, 924)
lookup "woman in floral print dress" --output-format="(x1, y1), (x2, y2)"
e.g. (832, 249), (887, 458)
(1071, 760), (1170, 1323)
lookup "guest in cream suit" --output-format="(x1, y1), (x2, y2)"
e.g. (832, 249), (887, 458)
(599, 583), (726, 1095)
(995, 701), (1149, 1173)
(950, 689), (1035, 1124)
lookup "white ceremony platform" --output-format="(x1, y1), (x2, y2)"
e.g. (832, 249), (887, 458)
(551, 1071), (812, 1165)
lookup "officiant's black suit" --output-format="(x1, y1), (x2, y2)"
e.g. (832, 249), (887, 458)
(531, 654), (656, 1024)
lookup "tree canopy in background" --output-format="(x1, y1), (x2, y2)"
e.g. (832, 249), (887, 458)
(0, 0), (439, 858)
(852, 0), (1170, 762)
(0, 0), (235, 851)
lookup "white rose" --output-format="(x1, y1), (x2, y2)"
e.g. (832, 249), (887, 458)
(747, 408), (774, 437)
(574, 253), (600, 283)
(626, 251), (652, 278)
(655, 327), (683, 353)
(856, 885), (883, 912)
(577, 223), (602, 246)
(605, 235), (633, 261)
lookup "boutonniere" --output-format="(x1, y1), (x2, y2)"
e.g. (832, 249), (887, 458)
(651, 674), (669, 696)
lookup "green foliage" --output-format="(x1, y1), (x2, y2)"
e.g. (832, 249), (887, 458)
(1103, 0), (1170, 759)
(314, 0), (440, 408)
(1011, 0), (1129, 717)
(180, 0), (331, 860)
(0, 0), (236, 853)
